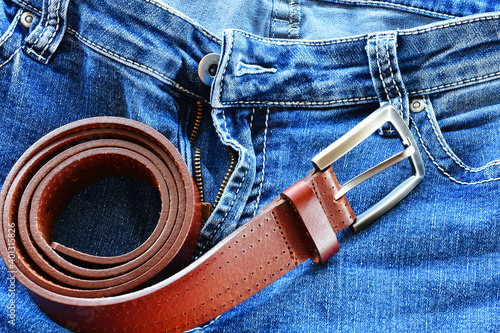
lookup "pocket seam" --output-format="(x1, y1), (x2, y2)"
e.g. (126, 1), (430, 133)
(411, 116), (500, 185)
(0, 47), (21, 69)
(424, 101), (500, 173)
(0, 8), (23, 68)
(0, 8), (22, 49)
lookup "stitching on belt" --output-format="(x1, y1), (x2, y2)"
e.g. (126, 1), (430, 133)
(271, 211), (298, 265)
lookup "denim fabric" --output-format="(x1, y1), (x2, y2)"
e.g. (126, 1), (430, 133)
(1, 0), (499, 332)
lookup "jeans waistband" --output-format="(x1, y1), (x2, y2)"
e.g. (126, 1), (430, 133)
(13, 0), (222, 102)
(13, 0), (500, 110)
(212, 13), (500, 110)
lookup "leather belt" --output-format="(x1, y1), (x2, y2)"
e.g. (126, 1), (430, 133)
(0, 105), (424, 332)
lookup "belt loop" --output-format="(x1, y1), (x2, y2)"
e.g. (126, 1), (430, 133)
(270, 0), (301, 39)
(366, 32), (409, 136)
(22, 0), (70, 64)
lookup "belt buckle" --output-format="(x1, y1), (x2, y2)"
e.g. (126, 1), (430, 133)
(312, 105), (425, 232)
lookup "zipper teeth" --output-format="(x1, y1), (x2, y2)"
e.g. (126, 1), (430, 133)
(189, 101), (239, 215)
(189, 101), (203, 146)
(193, 147), (204, 202)
(189, 101), (205, 202)
(213, 146), (237, 210)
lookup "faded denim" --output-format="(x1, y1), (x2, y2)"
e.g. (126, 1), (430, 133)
(0, 0), (499, 332)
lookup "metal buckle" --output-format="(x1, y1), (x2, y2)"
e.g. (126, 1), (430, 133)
(312, 105), (425, 232)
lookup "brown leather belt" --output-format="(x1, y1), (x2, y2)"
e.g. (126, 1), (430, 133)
(0, 106), (424, 332)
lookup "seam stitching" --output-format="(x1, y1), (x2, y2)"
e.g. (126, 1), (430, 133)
(218, 30), (235, 107)
(232, 13), (500, 47)
(41, 0), (62, 55)
(140, 0), (222, 44)
(15, 0), (221, 45)
(375, 35), (390, 103)
(0, 9), (21, 47)
(310, 181), (323, 210)
(408, 71), (500, 95)
(14, 0), (39, 13)
(287, 0), (291, 39)
(424, 106), (500, 172)
(400, 14), (500, 36)
(309, 180), (332, 228)
(335, 0), (456, 19)
(271, 211), (298, 266)
(385, 39), (404, 116)
(13, 0), (499, 42)
(30, 0), (52, 49)
(0, 48), (21, 69)
(411, 117), (500, 185)
(253, 108), (269, 217)
(220, 96), (378, 107)
(233, 29), (367, 46)
(249, 108), (256, 130)
(271, 0), (278, 38)
(199, 109), (248, 253)
(66, 28), (206, 101)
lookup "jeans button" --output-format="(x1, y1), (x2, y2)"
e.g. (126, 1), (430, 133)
(198, 53), (220, 86)
(20, 10), (35, 29)
(409, 98), (426, 113)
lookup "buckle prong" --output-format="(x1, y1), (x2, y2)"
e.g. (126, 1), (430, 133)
(312, 105), (425, 232)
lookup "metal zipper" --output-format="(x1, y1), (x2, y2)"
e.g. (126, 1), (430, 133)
(189, 102), (203, 146)
(189, 101), (210, 221)
(189, 101), (205, 201)
(188, 101), (238, 222)
(193, 147), (204, 201)
(213, 146), (237, 211)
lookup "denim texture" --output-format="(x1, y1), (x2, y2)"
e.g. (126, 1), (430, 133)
(0, 0), (499, 332)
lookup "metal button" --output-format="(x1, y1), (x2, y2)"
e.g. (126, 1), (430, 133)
(198, 53), (220, 86)
(409, 98), (426, 113)
(20, 11), (35, 29)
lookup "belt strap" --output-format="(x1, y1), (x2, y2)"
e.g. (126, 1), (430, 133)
(0, 117), (354, 332)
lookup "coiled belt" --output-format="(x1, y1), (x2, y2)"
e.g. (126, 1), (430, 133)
(0, 117), (355, 332)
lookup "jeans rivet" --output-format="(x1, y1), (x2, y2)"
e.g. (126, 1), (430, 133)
(198, 53), (221, 86)
(20, 10), (35, 29)
(409, 98), (426, 113)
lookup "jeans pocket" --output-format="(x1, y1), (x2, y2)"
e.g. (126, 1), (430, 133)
(411, 87), (500, 185)
(0, 2), (24, 65)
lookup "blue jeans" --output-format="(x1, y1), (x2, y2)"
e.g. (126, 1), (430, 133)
(1, 0), (499, 331)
